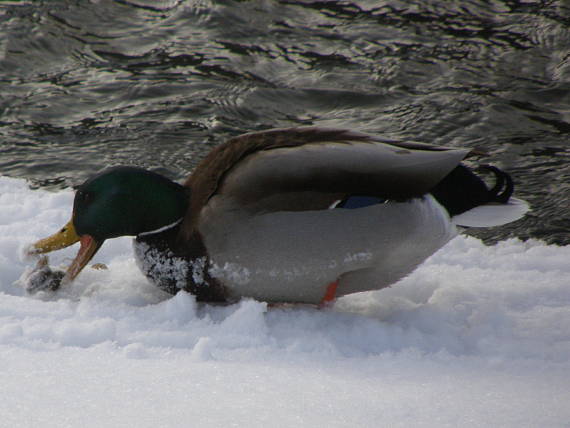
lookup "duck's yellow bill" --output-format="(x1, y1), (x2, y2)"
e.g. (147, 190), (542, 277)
(29, 220), (80, 254)
(29, 220), (103, 285)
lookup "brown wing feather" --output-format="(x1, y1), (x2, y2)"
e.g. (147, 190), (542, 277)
(182, 128), (372, 234)
(181, 127), (472, 240)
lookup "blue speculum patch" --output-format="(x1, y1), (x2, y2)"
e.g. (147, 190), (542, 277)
(337, 196), (386, 209)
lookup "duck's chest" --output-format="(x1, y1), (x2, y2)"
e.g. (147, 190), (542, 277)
(133, 227), (227, 302)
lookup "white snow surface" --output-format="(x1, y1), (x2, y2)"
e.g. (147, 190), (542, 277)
(1, 175), (569, 427)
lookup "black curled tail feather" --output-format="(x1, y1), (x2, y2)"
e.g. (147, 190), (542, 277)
(477, 165), (513, 203)
(431, 164), (514, 217)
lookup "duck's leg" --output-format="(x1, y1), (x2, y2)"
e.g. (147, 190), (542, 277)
(266, 280), (339, 309)
(319, 279), (339, 307)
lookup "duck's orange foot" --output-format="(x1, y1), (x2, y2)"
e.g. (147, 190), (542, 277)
(266, 280), (339, 309)
(319, 280), (339, 308)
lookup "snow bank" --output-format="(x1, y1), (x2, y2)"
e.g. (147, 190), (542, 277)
(1, 176), (569, 427)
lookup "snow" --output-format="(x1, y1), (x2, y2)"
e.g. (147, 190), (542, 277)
(1, 175), (569, 427)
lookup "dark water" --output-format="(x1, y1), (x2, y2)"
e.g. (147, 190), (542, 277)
(1, 0), (569, 244)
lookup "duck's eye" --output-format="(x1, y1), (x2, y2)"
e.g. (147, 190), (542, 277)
(77, 190), (92, 204)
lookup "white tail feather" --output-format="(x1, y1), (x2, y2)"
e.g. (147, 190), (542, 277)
(452, 198), (530, 227)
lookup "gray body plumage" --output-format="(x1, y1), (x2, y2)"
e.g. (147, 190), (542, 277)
(134, 127), (527, 304)
(201, 195), (455, 303)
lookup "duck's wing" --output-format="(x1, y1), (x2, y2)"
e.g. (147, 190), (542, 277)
(182, 127), (472, 234)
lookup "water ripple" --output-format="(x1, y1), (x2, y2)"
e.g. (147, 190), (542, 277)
(0, 0), (569, 243)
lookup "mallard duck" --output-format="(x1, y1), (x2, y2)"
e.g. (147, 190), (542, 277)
(28, 127), (528, 304)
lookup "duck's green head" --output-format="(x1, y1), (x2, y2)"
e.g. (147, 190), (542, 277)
(29, 166), (189, 284)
